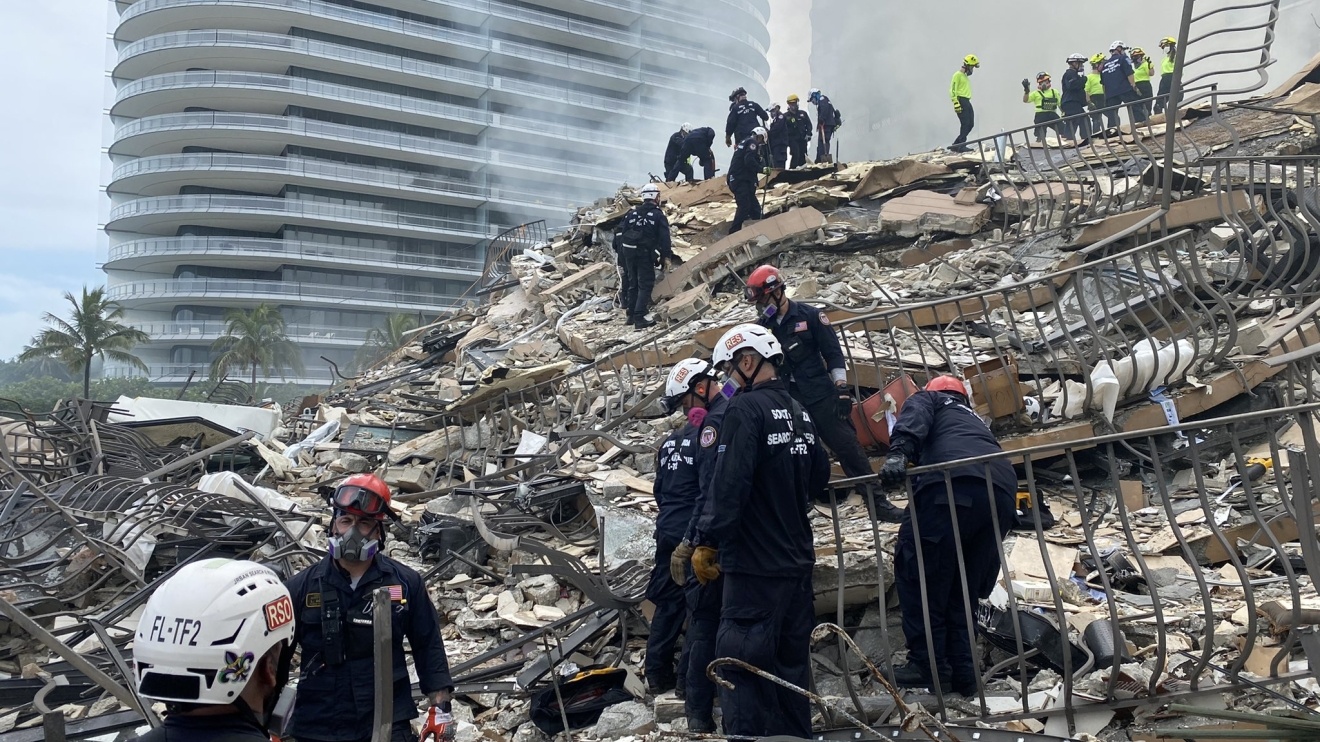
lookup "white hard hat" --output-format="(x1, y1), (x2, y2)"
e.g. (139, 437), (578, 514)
(664, 358), (713, 401)
(1067, 52), (1086, 63)
(135, 559), (294, 705)
(752, 126), (768, 140)
(712, 323), (782, 367)
(639, 183), (660, 200)
(680, 122), (692, 134)
(1109, 40), (1126, 52)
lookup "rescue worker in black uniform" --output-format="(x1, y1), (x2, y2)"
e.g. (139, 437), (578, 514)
(663, 123), (694, 183)
(613, 183), (680, 329)
(727, 128), (765, 234)
(677, 125), (718, 181)
(767, 104), (789, 169)
(286, 474), (454, 742)
(691, 323), (830, 739)
(880, 377), (1016, 697)
(808, 89), (839, 163)
(1060, 53), (1092, 145)
(724, 86), (768, 149)
(745, 264), (906, 522)
(784, 93), (813, 168)
(665, 359), (729, 734)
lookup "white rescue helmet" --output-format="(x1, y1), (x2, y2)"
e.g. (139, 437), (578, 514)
(639, 183), (660, 201)
(134, 559), (294, 705)
(752, 126), (768, 141)
(1066, 52), (1087, 63)
(680, 122), (692, 134)
(665, 358), (714, 400)
(1109, 40), (1126, 52)
(712, 323), (782, 368)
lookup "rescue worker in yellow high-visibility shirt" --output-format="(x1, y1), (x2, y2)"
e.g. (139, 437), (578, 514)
(1087, 54), (1114, 132)
(1022, 72), (1063, 143)
(949, 54), (979, 152)
(1154, 37), (1178, 116)
(1131, 47), (1156, 118)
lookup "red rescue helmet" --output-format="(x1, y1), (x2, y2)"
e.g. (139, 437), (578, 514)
(925, 375), (967, 396)
(329, 473), (394, 520)
(744, 265), (785, 302)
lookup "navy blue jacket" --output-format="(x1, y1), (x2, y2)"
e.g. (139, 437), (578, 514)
(889, 390), (1017, 509)
(136, 714), (268, 742)
(768, 112), (788, 151)
(679, 127), (716, 160)
(683, 394), (728, 543)
(664, 130), (686, 169)
(726, 99), (768, 140)
(286, 555), (452, 741)
(1101, 54), (1135, 98)
(614, 202), (674, 257)
(814, 97), (838, 130)
(694, 379), (830, 576)
(785, 107), (812, 143)
(761, 300), (846, 406)
(1061, 67), (1087, 106)
(654, 423), (702, 541)
(727, 136), (763, 186)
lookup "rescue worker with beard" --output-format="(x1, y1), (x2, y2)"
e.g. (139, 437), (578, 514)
(133, 559), (296, 741)
(663, 123), (694, 183)
(784, 93), (813, 168)
(745, 264), (905, 522)
(727, 127), (766, 233)
(285, 474), (454, 742)
(724, 86), (768, 148)
(767, 104), (789, 169)
(662, 359), (728, 734)
(689, 324), (830, 739)
(881, 377), (1015, 697)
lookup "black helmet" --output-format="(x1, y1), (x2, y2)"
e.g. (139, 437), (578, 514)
(729, 87), (747, 102)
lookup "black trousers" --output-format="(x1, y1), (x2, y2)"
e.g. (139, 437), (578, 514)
(617, 246), (655, 319)
(729, 181), (761, 233)
(1135, 80), (1154, 118)
(301, 720), (414, 742)
(770, 144), (788, 169)
(1090, 94), (1117, 131)
(953, 97), (975, 146)
(895, 479), (1011, 684)
(815, 126), (835, 162)
(1154, 75), (1173, 115)
(1106, 89), (1146, 125)
(716, 572), (813, 739)
(696, 149), (717, 180)
(789, 139), (808, 168)
(802, 395), (873, 480)
(664, 159), (694, 183)
(1032, 111), (1062, 142)
(683, 570), (722, 724)
(645, 535), (688, 684)
(1061, 101), (1090, 142)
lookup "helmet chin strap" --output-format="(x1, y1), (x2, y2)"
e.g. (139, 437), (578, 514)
(734, 353), (765, 389)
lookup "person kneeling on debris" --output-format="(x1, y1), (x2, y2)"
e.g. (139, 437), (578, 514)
(880, 376), (1016, 697)
(286, 473), (454, 742)
(665, 358), (729, 734)
(726, 128), (766, 233)
(663, 122), (694, 183)
(613, 183), (680, 329)
(678, 125), (719, 181)
(133, 558), (296, 741)
(746, 264), (905, 522)
(691, 324), (830, 739)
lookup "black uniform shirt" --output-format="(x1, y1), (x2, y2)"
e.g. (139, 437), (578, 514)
(683, 394), (728, 543)
(1101, 54), (1135, 97)
(679, 127), (716, 160)
(726, 100), (768, 139)
(135, 712), (269, 742)
(785, 108), (813, 142)
(615, 202), (674, 256)
(654, 423), (702, 541)
(1061, 67), (1087, 106)
(761, 300), (846, 406)
(889, 390), (1017, 503)
(664, 130), (686, 168)
(727, 136), (763, 184)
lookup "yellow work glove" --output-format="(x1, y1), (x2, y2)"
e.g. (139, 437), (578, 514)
(691, 546), (721, 586)
(670, 540), (694, 586)
(953, 101), (962, 113)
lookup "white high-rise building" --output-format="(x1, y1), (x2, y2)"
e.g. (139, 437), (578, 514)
(104, 0), (770, 383)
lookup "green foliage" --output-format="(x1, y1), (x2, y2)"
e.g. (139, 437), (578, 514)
(209, 304), (305, 386)
(353, 313), (420, 370)
(18, 286), (150, 397)
(0, 358), (72, 386)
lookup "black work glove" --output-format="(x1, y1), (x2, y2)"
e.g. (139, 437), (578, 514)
(666, 254), (684, 267)
(880, 453), (909, 487)
(835, 388), (854, 419)
(1022, 79), (1031, 93)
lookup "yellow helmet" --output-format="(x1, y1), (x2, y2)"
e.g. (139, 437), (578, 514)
(1089, 53), (1105, 65)
(1159, 36), (1177, 49)
(963, 54), (980, 68)
(786, 93), (799, 104)
(1131, 47), (1146, 57)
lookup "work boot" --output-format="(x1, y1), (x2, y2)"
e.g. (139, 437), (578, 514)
(634, 315), (657, 329)
(890, 662), (951, 693)
(674, 679), (686, 700)
(687, 717), (716, 734)
(866, 490), (907, 524)
(647, 674), (676, 695)
(951, 670), (978, 697)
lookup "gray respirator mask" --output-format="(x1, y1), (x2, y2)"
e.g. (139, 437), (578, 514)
(327, 517), (381, 563)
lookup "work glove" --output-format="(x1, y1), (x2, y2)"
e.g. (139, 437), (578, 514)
(880, 452), (909, 487)
(762, 166), (772, 175)
(670, 540), (694, 586)
(953, 101), (963, 113)
(1022, 79), (1031, 93)
(691, 546), (721, 586)
(725, 135), (733, 148)
(835, 388), (854, 419)
(666, 254), (684, 268)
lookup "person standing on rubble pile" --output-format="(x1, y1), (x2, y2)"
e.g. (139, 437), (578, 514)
(613, 183), (681, 329)
(663, 123), (694, 183)
(1131, 47), (1156, 119)
(767, 103), (789, 169)
(132, 559), (296, 742)
(949, 54), (979, 153)
(678, 125), (719, 181)
(285, 474), (454, 742)
(1023, 72), (1064, 143)
(1155, 37), (1179, 115)
(725, 86), (768, 149)
(1102, 41), (1147, 125)
(689, 323), (831, 739)
(662, 358), (728, 734)
(727, 128), (766, 233)
(1087, 54), (1114, 133)
(1060, 53), (1092, 145)
(744, 265), (906, 523)
(880, 376), (1016, 697)
(785, 93), (813, 168)
(808, 89), (840, 163)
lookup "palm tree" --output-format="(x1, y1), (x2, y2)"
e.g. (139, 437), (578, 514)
(354, 313), (419, 368)
(209, 304), (305, 386)
(19, 286), (150, 397)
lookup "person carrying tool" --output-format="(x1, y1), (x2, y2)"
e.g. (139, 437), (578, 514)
(663, 359), (729, 734)
(745, 265), (906, 523)
(724, 86), (768, 148)
(285, 473), (454, 742)
(880, 377), (1015, 697)
(784, 93), (813, 168)
(677, 125), (719, 181)
(1022, 72), (1063, 143)
(727, 127), (766, 233)
(949, 54), (980, 152)
(1155, 37), (1178, 115)
(613, 183), (680, 329)
(663, 123), (694, 183)
(133, 559), (296, 741)
(767, 104), (789, 169)
(690, 323), (830, 739)
(808, 89), (840, 163)
(1060, 53), (1091, 145)
(1131, 47), (1156, 118)
(1102, 41), (1146, 125)
(1087, 54), (1114, 132)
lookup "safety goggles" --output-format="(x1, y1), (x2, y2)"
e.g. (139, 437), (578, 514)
(328, 484), (391, 518)
(744, 284), (776, 302)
